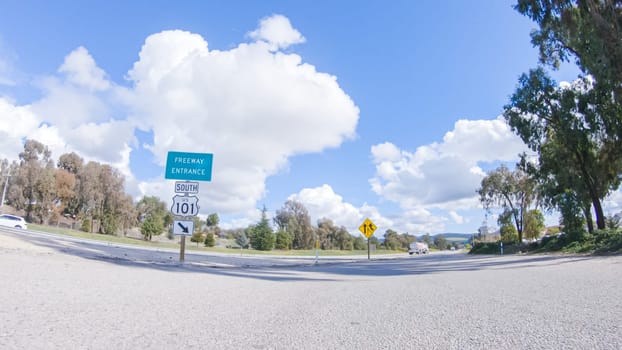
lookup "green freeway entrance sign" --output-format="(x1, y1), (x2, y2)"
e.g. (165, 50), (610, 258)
(165, 151), (213, 181)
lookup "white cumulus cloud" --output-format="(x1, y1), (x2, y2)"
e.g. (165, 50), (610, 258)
(449, 210), (466, 224)
(0, 98), (40, 160)
(394, 207), (447, 234)
(126, 25), (358, 214)
(370, 117), (527, 210)
(248, 14), (306, 51)
(58, 46), (110, 91)
(23, 47), (135, 175)
(1, 17), (358, 220)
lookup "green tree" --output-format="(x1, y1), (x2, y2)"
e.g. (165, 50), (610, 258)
(117, 194), (137, 236)
(57, 152), (84, 175)
(81, 218), (92, 233)
(97, 164), (130, 235)
(606, 215), (621, 230)
(141, 215), (164, 241)
(317, 218), (351, 250)
(192, 216), (203, 232)
(515, 0), (622, 106)
(353, 236), (367, 250)
(335, 226), (353, 250)
(398, 233), (417, 250)
(316, 218), (334, 250)
(274, 200), (314, 249)
(5, 142), (136, 232)
(53, 170), (73, 198)
(369, 236), (380, 247)
(275, 229), (292, 250)
(14, 139), (55, 223)
(249, 207), (275, 251)
(434, 235), (448, 250)
(204, 232), (215, 247)
(383, 229), (400, 250)
(514, 1), (622, 232)
(235, 231), (249, 249)
(206, 213), (219, 228)
(52, 168), (75, 221)
(57, 152), (84, 216)
(477, 165), (536, 243)
(557, 190), (588, 237)
(498, 210), (519, 243)
(504, 69), (621, 232)
(422, 233), (432, 246)
(191, 228), (203, 246)
(72, 161), (132, 234)
(136, 196), (171, 241)
(524, 209), (546, 240)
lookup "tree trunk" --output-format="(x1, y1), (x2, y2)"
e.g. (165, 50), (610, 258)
(583, 205), (594, 233)
(592, 197), (606, 230)
(511, 209), (523, 243)
(26, 190), (34, 223)
(575, 150), (606, 231)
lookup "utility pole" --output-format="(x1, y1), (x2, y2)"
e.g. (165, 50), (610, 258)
(0, 168), (10, 213)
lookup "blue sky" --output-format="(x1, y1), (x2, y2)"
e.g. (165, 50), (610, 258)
(3, 1), (611, 236)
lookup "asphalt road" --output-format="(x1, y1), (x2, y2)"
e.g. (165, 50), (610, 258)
(1, 228), (621, 349)
(0, 227), (376, 267)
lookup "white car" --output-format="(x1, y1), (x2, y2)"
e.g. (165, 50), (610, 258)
(0, 214), (28, 229)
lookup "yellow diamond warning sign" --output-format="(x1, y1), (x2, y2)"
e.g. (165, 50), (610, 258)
(358, 218), (377, 239)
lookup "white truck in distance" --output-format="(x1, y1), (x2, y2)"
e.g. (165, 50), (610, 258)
(408, 242), (429, 255)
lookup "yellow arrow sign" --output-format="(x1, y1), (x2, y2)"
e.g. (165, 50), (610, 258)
(358, 218), (377, 239)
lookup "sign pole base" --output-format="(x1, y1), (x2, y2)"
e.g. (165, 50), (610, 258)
(180, 235), (186, 262)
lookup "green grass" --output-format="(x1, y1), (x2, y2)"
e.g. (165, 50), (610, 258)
(28, 224), (404, 256)
(30, 224), (181, 249)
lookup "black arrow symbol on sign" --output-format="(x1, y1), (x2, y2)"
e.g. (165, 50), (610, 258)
(177, 222), (189, 233)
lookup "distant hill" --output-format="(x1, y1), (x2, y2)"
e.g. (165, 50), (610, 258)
(375, 233), (475, 244)
(418, 233), (473, 243)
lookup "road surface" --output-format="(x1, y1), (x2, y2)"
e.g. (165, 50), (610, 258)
(1, 228), (621, 349)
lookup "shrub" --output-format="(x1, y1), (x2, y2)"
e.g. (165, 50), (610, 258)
(591, 229), (622, 254)
(353, 236), (367, 250)
(204, 232), (216, 247)
(81, 218), (91, 233)
(538, 235), (560, 251)
(469, 242), (501, 254)
(190, 231), (203, 243)
(235, 232), (249, 249)
(275, 230), (292, 250)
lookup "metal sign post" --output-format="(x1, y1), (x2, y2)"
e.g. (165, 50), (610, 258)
(173, 219), (194, 262)
(314, 239), (320, 264)
(165, 151), (213, 263)
(180, 236), (186, 261)
(358, 218), (377, 260)
(170, 194), (199, 263)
